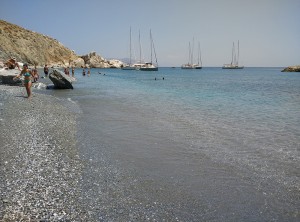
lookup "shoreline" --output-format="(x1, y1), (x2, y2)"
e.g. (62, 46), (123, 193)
(0, 85), (87, 220)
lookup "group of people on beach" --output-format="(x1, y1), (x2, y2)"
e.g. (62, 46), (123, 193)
(6, 57), (95, 98)
(10, 57), (79, 98)
(6, 57), (51, 99)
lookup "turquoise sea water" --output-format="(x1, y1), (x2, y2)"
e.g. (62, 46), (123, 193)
(47, 67), (299, 221)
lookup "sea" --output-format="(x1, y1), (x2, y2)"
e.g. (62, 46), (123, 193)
(43, 67), (299, 221)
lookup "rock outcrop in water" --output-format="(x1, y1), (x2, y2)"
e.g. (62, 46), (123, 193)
(80, 52), (124, 68)
(281, 66), (300, 72)
(49, 69), (75, 89)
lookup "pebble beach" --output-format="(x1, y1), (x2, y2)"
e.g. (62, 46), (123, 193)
(0, 85), (86, 221)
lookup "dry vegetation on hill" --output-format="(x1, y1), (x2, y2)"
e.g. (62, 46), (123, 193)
(0, 20), (78, 66)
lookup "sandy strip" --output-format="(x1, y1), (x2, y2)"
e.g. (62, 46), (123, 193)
(0, 85), (87, 221)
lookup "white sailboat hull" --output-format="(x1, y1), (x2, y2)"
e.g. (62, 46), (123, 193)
(181, 64), (202, 69)
(140, 63), (158, 71)
(122, 66), (137, 70)
(222, 64), (244, 69)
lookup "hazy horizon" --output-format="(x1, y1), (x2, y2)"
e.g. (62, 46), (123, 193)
(1, 0), (299, 67)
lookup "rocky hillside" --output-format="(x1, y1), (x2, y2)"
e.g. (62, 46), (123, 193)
(0, 20), (79, 67)
(0, 20), (123, 68)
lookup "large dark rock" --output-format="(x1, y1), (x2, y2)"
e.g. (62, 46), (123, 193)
(49, 69), (74, 89)
(281, 66), (300, 72)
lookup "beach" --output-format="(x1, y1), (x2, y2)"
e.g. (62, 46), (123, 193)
(0, 85), (86, 221)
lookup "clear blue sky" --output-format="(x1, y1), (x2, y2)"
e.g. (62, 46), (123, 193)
(1, 0), (299, 67)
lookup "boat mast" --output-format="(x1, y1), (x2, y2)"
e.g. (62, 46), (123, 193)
(129, 27), (132, 65)
(234, 42), (237, 66)
(151, 30), (158, 66)
(191, 37), (194, 66)
(231, 42), (234, 65)
(139, 30), (141, 64)
(188, 42), (191, 65)
(150, 29), (153, 64)
(198, 42), (202, 66)
(237, 40), (240, 66)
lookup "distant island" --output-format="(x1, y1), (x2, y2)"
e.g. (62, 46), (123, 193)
(0, 20), (123, 68)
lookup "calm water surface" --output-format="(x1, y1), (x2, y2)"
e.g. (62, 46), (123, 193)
(46, 67), (299, 221)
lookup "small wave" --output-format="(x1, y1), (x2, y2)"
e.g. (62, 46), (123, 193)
(59, 97), (82, 114)
(33, 82), (47, 89)
(67, 97), (77, 104)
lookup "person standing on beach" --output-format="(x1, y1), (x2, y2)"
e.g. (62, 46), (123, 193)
(87, 68), (90, 76)
(13, 63), (34, 98)
(44, 64), (49, 77)
(72, 67), (75, 77)
(32, 65), (39, 82)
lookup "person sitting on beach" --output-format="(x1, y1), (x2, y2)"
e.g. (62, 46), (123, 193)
(44, 64), (49, 77)
(13, 63), (34, 98)
(5, 57), (21, 70)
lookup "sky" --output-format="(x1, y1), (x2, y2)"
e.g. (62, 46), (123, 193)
(1, 0), (299, 67)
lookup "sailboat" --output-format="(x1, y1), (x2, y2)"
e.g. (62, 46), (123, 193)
(132, 30), (145, 70)
(122, 27), (137, 70)
(181, 42), (193, 69)
(194, 42), (202, 69)
(140, 30), (158, 71)
(181, 39), (202, 69)
(222, 40), (244, 69)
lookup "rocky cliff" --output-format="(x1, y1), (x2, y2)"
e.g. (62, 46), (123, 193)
(0, 20), (123, 68)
